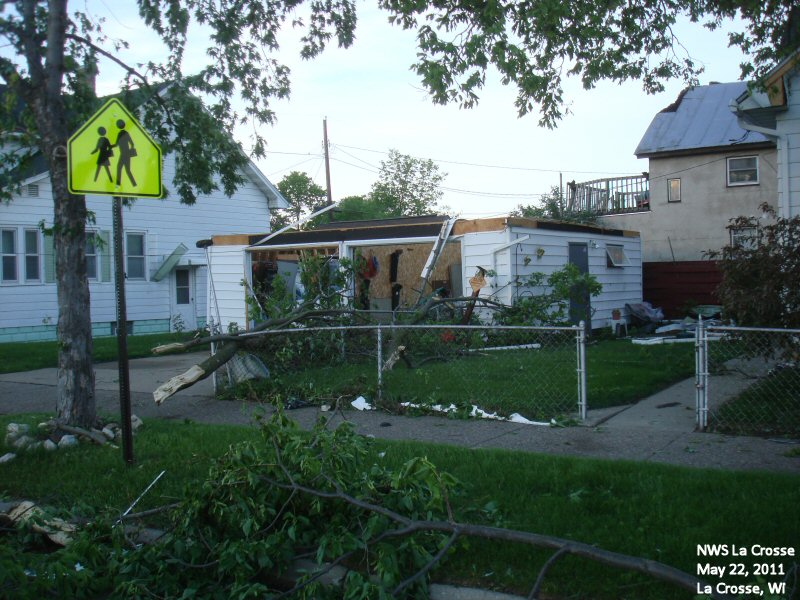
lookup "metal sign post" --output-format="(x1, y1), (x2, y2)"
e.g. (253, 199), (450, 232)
(112, 196), (134, 464)
(68, 98), (163, 465)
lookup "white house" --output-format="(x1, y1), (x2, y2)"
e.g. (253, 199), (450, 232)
(733, 48), (800, 219)
(202, 215), (642, 332)
(0, 157), (288, 342)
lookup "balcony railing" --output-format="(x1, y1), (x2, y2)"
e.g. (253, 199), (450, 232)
(567, 175), (649, 215)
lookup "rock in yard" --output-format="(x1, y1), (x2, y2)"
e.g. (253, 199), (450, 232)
(7, 423), (30, 436)
(11, 435), (34, 450)
(5, 423), (30, 446)
(43, 439), (58, 452)
(101, 427), (116, 440)
(58, 435), (79, 449)
(0, 452), (16, 464)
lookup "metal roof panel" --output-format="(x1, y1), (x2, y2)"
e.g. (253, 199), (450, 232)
(635, 82), (773, 157)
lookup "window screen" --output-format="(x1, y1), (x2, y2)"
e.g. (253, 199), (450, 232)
(727, 156), (759, 186)
(25, 230), (39, 281)
(126, 233), (146, 279)
(606, 244), (631, 267)
(1, 229), (16, 281)
(175, 269), (191, 304)
(667, 178), (681, 202)
(85, 232), (98, 280)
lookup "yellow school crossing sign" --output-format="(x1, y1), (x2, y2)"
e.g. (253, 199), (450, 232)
(68, 98), (162, 198)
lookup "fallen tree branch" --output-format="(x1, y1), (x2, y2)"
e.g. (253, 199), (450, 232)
(393, 530), (460, 596)
(257, 474), (731, 600)
(120, 503), (181, 521)
(528, 547), (569, 599)
(58, 423), (107, 446)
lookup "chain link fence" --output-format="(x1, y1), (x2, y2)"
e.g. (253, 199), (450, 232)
(697, 323), (800, 437)
(223, 324), (585, 423)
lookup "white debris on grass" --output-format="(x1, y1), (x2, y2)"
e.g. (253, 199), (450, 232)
(350, 396), (374, 411)
(468, 343), (542, 352)
(0, 452), (16, 464)
(400, 402), (550, 426)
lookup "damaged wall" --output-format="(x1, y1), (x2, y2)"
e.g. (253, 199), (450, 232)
(354, 241), (461, 310)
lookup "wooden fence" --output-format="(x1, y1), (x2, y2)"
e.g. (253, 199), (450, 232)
(642, 261), (721, 318)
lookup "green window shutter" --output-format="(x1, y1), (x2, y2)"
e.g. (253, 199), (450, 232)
(99, 231), (111, 282)
(43, 233), (55, 283)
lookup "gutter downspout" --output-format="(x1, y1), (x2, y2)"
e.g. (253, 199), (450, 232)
(729, 99), (790, 218)
(490, 233), (531, 302)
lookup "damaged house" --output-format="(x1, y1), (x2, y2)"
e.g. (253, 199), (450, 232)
(201, 214), (642, 332)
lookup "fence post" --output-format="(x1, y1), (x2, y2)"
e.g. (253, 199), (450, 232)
(694, 317), (708, 430)
(577, 321), (588, 421)
(376, 324), (383, 404)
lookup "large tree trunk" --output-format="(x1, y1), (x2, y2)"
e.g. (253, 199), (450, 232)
(36, 0), (96, 427)
(52, 170), (95, 427)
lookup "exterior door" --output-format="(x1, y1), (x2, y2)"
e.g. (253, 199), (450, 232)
(171, 267), (197, 331)
(568, 243), (591, 328)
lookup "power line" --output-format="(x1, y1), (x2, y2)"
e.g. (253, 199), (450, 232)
(333, 142), (638, 176)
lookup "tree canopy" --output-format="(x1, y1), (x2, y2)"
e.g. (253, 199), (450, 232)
(272, 171), (327, 229)
(369, 149), (446, 217)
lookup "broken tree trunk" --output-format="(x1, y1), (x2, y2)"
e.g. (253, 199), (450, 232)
(150, 299), (508, 403)
(153, 342), (239, 404)
(151, 307), (352, 404)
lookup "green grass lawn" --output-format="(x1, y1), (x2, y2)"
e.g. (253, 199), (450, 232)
(236, 339), (696, 418)
(710, 366), (800, 437)
(0, 332), (197, 374)
(1, 414), (797, 599)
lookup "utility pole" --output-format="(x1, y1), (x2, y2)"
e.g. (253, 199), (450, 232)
(323, 118), (332, 206)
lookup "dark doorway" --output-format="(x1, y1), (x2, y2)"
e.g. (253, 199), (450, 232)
(568, 242), (591, 329)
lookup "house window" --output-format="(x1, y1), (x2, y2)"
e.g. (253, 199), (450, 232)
(24, 229), (40, 281)
(126, 233), (146, 279)
(667, 178), (681, 202)
(85, 232), (98, 280)
(1, 229), (17, 282)
(175, 269), (191, 304)
(727, 156), (759, 186)
(606, 244), (631, 268)
(730, 226), (757, 249)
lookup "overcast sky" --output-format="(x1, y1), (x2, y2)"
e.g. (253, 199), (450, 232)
(90, 1), (750, 217)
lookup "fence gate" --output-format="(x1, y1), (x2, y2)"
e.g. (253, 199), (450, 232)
(695, 321), (800, 437)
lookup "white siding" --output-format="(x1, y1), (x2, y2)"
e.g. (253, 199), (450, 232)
(0, 153), (273, 337)
(459, 230), (512, 304)
(462, 225), (642, 329)
(207, 244), (248, 333)
(777, 69), (800, 218)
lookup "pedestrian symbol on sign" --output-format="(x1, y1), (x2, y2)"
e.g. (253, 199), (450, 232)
(112, 119), (137, 188)
(68, 99), (161, 198)
(90, 127), (113, 183)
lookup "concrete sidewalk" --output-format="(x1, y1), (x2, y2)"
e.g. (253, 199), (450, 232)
(0, 352), (797, 474)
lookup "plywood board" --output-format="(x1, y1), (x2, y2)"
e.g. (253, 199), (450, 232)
(354, 241), (461, 307)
